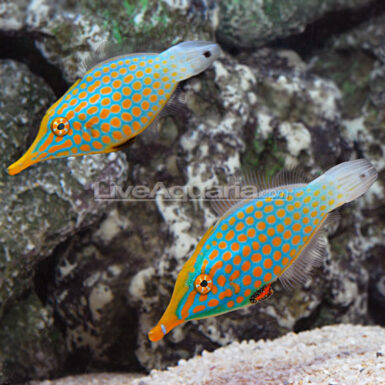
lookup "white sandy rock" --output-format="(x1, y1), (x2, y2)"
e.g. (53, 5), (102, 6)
(31, 324), (385, 385)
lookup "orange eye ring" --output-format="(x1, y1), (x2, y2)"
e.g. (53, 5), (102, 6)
(194, 274), (213, 294)
(51, 117), (70, 137)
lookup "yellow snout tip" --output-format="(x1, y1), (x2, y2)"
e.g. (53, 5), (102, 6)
(8, 148), (38, 175)
(8, 156), (35, 176)
(148, 324), (167, 342)
(148, 316), (184, 342)
(8, 160), (26, 176)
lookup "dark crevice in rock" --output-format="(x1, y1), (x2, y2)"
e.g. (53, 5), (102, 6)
(366, 244), (385, 326)
(267, 0), (385, 59)
(34, 233), (146, 379)
(0, 31), (69, 97)
(34, 239), (71, 305)
(293, 302), (324, 333)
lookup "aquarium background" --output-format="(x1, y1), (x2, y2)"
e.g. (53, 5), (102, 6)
(0, 0), (384, 383)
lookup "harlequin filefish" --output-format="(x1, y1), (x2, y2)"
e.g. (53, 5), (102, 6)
(8, 41), (220, 175)
(148, 159), (377, 341)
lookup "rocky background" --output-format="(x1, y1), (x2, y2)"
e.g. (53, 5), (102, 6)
(0, 0), (384, 383)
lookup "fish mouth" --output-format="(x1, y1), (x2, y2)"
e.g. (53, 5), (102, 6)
(8, 148), (39, 176)
(148, 312), (184, 342)
(8, 110), (53, 175)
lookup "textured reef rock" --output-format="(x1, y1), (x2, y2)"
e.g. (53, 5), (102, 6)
(0, 0), (216, 82)
(30, 324), (385, 385)
(216, 0), (374, 49)
(0, 60), (128, 382)
(333, 13), (385, 64)
(0, 0), (385, 383)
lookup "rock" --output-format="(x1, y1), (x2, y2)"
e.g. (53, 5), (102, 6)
(0, 0), (30, 31)
(0, 59), (128, 381)
(216, 0), (373, 49)
(46, 234), (143, 372)
(0, 292), (65, 384)
(28, 324), (385, 385)
(29, 373), (144, 385)
(1, 0), (217, 82)
(333, 14), (385, 64)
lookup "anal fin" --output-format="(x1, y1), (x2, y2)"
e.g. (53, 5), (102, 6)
(140, 85), (186, 143)
(279, 213), (336, 289)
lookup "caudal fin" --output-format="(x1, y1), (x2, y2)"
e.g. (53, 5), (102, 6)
(312, 159), (377, 209)
(159, 41), (220, 81)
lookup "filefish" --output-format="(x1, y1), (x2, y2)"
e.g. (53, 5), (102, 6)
(148, 159), (377, 341)
(8, 41), (220, 175)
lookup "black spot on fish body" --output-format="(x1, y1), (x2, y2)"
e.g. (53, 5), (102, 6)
(249, 283), (274, 304)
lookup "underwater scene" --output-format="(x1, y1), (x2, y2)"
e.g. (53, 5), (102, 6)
(0, 0), (384, 384)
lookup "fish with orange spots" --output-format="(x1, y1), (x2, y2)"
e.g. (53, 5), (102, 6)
(8, 41), (220, 175)
(148, 159), (377, 341)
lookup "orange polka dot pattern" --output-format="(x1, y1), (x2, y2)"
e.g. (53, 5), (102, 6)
(180, 186), (333, 321)
(30, 53), (178, 162)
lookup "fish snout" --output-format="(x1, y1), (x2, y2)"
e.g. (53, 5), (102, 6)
(148, 313), (184, 342)
(148, 324), (168, 342)
(8, 155), (35, 175)
(7, 141), (41, 175)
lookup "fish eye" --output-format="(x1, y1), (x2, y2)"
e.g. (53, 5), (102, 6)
(51, 117), (70, 137)
(194, 274), (212, 294)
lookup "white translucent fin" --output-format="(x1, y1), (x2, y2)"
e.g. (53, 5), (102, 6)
(242, 168), (309, 192)
(211, 197), (240, 218)
(141, 86), (186, 141)
(315, 159), (377, 205)
(325, 210), (340, 229)
(158, 86), (186, 118)
(210, 169), (308, 219)
(211, 174), (245, 217)
(272, 169), (311, 187)
(160, 41), (220, 81)
(279, 214), (337, 289)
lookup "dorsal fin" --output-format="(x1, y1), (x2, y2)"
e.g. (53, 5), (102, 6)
(96, 52), (158, 69)
(79, 41), (159, 75)
(210, 168), (309, 219)
(271, 168), (311, 187)
(279, 212), (338, 289)
(210, 197), (240, 218)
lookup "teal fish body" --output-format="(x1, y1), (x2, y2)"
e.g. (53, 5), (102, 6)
(8, 41), (220, 175)
(149, 159), (377, 341)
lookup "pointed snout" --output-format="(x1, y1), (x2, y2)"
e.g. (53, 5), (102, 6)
(148, 312), (184, 342)
(8, 148), (38, 175)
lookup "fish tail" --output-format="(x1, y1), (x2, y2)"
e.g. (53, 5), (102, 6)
(159, 41), (220, 81)
(311, 159), (377, 211)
